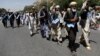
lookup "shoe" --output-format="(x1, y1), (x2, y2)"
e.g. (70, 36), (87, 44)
(47, 36), (51, 41)
(58, 38), (62, 42)
(86, 46), (91, 50)
(30, 33), (34, 37)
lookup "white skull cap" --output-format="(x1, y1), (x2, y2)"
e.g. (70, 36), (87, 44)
(56, 5), (60, 8)
(70, 1), (77, 6)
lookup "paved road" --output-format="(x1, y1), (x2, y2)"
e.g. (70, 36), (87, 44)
(0, 21), (100, 56)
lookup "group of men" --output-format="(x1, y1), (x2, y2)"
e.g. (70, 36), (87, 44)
(1, 0), (98, 53)
(37, 0), (97, 53)
(2, 12), (23, 28)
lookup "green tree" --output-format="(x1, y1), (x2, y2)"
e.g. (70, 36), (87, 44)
(0, 8), (7, 16)
(23, 5), (36, 12)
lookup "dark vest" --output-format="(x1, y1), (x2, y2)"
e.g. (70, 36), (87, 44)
(80, 10), (88, 28)
(40, 9), (49, 24)
(64, 9), (78, 32)
(64, 9), (77, 23)
(10, 14), (15, 21)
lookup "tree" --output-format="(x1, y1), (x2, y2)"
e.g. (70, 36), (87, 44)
(0, 8), (7, 16)
(0, 8), (7, 13)
(24, 6), (32, 12)
(23, 0), (100, 12)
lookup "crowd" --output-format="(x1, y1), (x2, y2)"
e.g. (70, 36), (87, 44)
(1, 0), (100, 54)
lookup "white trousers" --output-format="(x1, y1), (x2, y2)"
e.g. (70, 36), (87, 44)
(40, 23), (49, 38)
(81, 19), (90, 46)
(28, 19), (37, 35)
(51, 26), (62, 41)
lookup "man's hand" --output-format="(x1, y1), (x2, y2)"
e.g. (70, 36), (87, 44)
(70, 18), (77, 22)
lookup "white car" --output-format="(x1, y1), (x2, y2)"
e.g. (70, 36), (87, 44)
(96, 13), (100, 19)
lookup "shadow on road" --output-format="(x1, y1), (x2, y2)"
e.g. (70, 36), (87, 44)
(67, 43), (80, 56)
(80, 39), (97, 48)
(89, 40), (97, 44)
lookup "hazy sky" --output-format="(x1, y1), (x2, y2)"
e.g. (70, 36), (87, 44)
(0, 0), (36, 12)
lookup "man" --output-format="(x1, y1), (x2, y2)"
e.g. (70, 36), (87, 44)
(2, 13), (8, 28)
(80, 0), (96, 50)
(16, 13), (21, 27)
(22, 13), (26, 25)
(33, 11), (37, 33)
(50, 5), (62, 43)
(64, 1), (78, 52)
(28, 12), (36, 36)
(25, 11), (29, 25)
(38, 5), (50, 39)
(9, 12), (15, 28)
(20, 13), (24, 25)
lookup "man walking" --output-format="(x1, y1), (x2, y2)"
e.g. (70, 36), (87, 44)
(2, 13), (8, 28)
(16, 13), (21, 27)
(80, 0), (96, 50)
(64, 1), (78, 52)
(38, 5), (50, 39)
(50, 5), (62, 43)
(9, 12), (15, 28)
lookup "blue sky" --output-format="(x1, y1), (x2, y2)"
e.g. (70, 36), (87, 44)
(0, 0), (36, 12)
